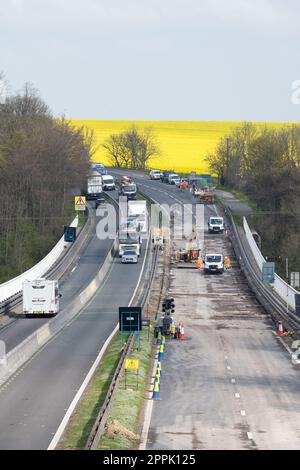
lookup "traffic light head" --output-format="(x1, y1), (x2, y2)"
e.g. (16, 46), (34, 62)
(162, 297), (175, 313)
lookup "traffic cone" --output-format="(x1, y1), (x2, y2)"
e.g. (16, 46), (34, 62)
(278, 321), (284, 337)
(179, 323), (185, 340)
(152, 379), (160, 399)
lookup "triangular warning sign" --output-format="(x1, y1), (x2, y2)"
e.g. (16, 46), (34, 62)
(76, 197), (84, 205)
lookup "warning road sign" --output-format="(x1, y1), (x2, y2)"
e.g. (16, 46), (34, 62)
(75, 196), (86, 211)
(125, 358), (139, 370)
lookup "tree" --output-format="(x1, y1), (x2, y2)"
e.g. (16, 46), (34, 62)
(103, 126), (159, 169)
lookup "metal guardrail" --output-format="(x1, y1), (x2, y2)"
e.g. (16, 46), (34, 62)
(219, 199), (300, 333)
(85, 192), (159, 450)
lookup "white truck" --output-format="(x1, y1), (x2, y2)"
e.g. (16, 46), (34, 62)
(208, 216), (224, 234)
(23, 279), (60, 316)
(127, 200), (147, 233)
(203, 254), (224, 274)
(87, 171), (103, 201)
(118, 233), (141, 257)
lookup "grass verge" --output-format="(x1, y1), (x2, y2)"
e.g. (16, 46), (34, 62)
(98, 328), (154, 450)
(57, 332), (123, 450)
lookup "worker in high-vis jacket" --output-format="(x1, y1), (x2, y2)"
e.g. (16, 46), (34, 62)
(224, 256), (231, 271)
(196, 257), (202, 272)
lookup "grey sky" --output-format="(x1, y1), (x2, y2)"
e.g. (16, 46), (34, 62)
(1, 0), (300, 121)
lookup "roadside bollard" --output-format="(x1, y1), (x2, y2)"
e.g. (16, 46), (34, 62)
(158, 343), (164, 361)
(157, 361), (162, 376)
(278, 321), (284, 337)
(162, 335), (166, 345)
(156, 330), (162, 345)
(152, 379), (160, 399)
(155, 369), (161, 381)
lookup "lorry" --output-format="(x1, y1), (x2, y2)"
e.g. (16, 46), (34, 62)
(118, 233), (141, 257)
(203, 254), (224, 274)
(86, 171), (103, 201)
(23, 279), (60, 316)
(127, 200), (147, 233)
(208, 216), (224, 234)
(119, 177), (137, 200)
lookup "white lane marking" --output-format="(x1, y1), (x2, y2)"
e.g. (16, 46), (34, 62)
(231, 378), (236, 384)
(240, 410), (246, 416)
(71, 266), (77, 273)
(227, 365), (231, 371)
(235, 393), (240, 399)
(247, 432), (254, 440)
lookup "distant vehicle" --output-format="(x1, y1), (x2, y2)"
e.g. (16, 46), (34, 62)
(208, 217), (224, 234)
(119, 182), (137, 200)
(102, 175), (115, 190)
(203, 254), (224, 274)
(168, 174), (180, 185)
(127, 200), (147, 233)
(87, 171), (103, 201)
(121, 250), (138, 264)
(23, 279), (60, 317)
(150, 170), (162, 180)
(95, 196), (106, 209)
(161, 171), (172, 183)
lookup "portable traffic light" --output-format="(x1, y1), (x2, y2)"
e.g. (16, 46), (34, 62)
(162, 297), (175, 315)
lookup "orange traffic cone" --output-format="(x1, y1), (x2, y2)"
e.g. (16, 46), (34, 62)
(278, 321), (284, 337)
(179, 323), (185, 340)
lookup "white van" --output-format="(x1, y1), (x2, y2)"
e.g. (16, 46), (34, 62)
(150, 170), (162, 180)
(102, 175), (115, 190)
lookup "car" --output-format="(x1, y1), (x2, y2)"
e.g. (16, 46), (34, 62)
(102, 175), (115, 190)
(121, 250), (138, 264)
(161, 171), (172, 183)
(168, 174), (180, 185)
(150, 170), (162, 180)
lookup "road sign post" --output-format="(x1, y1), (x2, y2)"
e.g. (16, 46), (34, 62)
(74, 195), (86, 211)
(119, 307), (142, 351)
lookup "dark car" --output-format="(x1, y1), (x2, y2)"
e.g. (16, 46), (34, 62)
(161, 171), (172, 183)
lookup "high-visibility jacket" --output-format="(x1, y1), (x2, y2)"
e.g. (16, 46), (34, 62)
(196, 258), (202, 271)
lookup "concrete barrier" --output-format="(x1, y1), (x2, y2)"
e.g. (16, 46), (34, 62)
(0, 237), (118, 387)
(0, 216), (79, 303)
(243, 216), (298, 310)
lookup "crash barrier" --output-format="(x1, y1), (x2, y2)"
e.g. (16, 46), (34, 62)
(243, 217), (298, 310)
(0, 234), (118, 388)
(0, 216), (79, 304)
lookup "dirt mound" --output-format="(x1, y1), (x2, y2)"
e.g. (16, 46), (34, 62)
(105, 420), (139, 441)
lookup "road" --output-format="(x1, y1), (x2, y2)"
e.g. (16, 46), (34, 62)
(0, 202), (114, 352)
(131, 174), (300, 450)
(0, 189), (148, 449)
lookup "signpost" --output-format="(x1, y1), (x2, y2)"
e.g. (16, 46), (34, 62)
(291, 272), (300, 288)
(119, 307), (142, 350)
(64, 226), (77, 242)
(74, 195), (86, 212)
(124, 358), (139, 390)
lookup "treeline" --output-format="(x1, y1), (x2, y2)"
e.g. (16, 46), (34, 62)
(0, 82), (92, 282)
(103, 126), (159, 169)
(206, 122), (300, 276)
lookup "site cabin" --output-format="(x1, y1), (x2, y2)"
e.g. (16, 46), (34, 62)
(23, 279), (60, 317)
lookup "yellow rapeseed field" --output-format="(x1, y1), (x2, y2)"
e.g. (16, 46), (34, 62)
(71, 120), (295, 174)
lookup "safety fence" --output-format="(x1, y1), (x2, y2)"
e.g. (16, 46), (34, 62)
(243, 217), (298, 311)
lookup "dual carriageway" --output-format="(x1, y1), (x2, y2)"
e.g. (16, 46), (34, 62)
(0, 171), (299, 449)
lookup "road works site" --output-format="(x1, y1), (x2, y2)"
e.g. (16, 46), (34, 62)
(1, 172), (300, 451)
